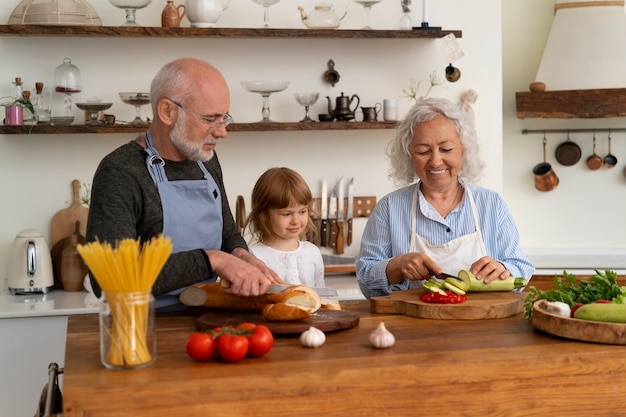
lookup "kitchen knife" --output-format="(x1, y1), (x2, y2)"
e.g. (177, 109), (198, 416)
(220, 279), (339, 301)
(328, 186), (338, 248)
(335, 177), (345, 255)
(320, 180), (328, 247)
(346, 177), (354, 247)
(428, 270), (458, 280)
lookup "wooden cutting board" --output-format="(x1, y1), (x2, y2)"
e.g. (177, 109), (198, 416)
(51, 179), (89, 247)
(532, 299), (626, 345)
(370, 289), (523, 320)
(195, 308), (360, 335)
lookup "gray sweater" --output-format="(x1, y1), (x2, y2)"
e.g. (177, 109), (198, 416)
(86, 140), (247, 297)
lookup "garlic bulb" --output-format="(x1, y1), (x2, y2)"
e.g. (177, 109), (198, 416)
(369, 322), (395, 349)
(300, 326), (326, 348)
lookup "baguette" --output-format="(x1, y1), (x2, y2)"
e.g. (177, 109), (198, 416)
(179, 282), (322, 314)
(262, 303), (312, 321)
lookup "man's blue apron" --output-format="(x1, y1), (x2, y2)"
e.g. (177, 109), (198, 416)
(144, 131), (222, 310)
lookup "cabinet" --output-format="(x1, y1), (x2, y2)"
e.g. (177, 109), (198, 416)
(0, 24), (461, 134)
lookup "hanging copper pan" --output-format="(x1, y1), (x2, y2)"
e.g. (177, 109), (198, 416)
(586, 133), (602, 171)
(555, 131), (581, 166)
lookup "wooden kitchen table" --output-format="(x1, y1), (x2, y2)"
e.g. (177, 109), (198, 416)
(62, 300), (626, 417)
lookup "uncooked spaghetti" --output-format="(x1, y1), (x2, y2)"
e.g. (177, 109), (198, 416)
(77, 235), (172, 368)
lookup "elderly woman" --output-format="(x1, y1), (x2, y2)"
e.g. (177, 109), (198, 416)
(356, 97), (534, 299)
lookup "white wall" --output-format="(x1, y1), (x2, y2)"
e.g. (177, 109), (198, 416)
(0, 0), (502, 273)
(502, 1), (626, 265)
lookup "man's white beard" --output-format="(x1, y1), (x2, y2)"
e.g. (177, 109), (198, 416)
(170, 115), (216, 162)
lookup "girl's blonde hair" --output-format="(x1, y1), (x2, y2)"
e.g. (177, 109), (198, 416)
(247, 167), (318, 243)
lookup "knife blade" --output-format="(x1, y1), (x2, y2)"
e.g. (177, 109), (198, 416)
(428, 270), (458, 280)
(320, 180), (328, 247)
(220, 279), (339, 301)
(346, 177), (354, 247)
(335, 177), (345, 255)
(328, 186), (338, 248)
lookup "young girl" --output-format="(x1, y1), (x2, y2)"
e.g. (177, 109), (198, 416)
(246, 167), (325, 288)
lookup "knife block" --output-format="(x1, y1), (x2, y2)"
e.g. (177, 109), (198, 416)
(310, 195), (376, 219)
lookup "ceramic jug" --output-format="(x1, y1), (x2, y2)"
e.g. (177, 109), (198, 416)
(185, 0), (230, 28)
(162, 1), (186, 27)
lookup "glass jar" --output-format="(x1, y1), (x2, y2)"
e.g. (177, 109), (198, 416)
(99, 290), (156, 370)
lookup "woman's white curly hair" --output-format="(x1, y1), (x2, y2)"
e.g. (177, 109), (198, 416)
(386, 92), (485, 187)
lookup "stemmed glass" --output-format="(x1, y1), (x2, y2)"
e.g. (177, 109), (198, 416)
(294, 93), (319, 122)
(119, 93), (151, 125)
(352, 0), (382, 29)
(241, 81), (290, 123)
(109, 0), (153, 26)
(251, 0), (281, 28)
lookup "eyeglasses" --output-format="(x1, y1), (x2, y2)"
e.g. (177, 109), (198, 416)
(170, 100), (233, 130)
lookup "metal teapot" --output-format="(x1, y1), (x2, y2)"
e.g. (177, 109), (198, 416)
(298, 1), (347, 29)
(327, 92), (360, 121)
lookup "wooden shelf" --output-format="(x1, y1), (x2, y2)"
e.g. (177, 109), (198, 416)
(516, 88), (626, 119)
(0, 24), (461, 39)
(0, 121), (399, 135)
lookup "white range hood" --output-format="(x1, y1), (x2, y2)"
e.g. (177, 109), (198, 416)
(534, 0), (626, 90)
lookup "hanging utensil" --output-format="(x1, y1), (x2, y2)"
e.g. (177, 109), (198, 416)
(603, 129), (617, 168)
(555, 130), (581, 166)
(533, 134), (559, 192)
(586, 131), (602, 171)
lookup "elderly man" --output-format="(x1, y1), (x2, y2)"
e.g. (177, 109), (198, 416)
(86, 58), (282, 310)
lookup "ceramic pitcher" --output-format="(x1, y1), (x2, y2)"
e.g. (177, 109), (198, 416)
(162, 1), (186, 27)
(185, 0), (231, 28)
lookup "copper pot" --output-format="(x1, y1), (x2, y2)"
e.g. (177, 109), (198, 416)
(586, 134), (602, 171)
(533, 138), (559, 192)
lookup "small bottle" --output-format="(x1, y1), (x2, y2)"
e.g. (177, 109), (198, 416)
(34, 82), (51, 124)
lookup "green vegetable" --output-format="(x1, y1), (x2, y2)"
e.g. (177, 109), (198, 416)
(573, 302), (626, 323)
(458, 270), (527, 292)
(523, 270), (626, 319)
(443, 281), (466, 295)
(423, 279), (446, 295)
(445, 277), (468, 292)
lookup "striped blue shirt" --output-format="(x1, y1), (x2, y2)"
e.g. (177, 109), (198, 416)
(356, 183), (535, 298)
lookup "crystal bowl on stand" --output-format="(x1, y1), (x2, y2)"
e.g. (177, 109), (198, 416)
(241, 80), (290, 123)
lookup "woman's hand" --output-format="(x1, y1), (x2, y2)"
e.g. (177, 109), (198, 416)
(470, 256), (510, 284)
(386, 253), (439, 284)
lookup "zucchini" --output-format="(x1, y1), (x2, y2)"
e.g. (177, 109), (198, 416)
(444, 277), (468, 293)
(573, 303), (626, 323)
(443, 281), (466, 295)
(458, 270), (527, 292)
(423, 279), (446, 295)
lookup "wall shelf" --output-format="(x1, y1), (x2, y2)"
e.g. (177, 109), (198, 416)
(0, 25), (461, 39)
(516, 88), (626, 119)
(0, 25), (458, 134)
(0, 121), (399, 135)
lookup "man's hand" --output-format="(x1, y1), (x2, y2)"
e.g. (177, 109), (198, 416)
(207, 249), (283, 297)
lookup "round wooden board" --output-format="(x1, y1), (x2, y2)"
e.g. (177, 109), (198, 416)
(196, 308), (360, 335)
(532, 300), (626, 345)
(370, 289), (523, 320)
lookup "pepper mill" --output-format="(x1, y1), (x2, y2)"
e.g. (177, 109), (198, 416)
(162, 1), (186, 27)
(60, 221), (87, 291)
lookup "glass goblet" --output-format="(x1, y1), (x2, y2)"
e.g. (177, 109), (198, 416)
(294, 93), (319, 122)
(352, 0), (382, 29)
(109, 0), (153, 26)
(251, 0), (281, 28)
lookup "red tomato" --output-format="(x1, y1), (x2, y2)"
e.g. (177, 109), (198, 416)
(186, 332), (216, 362)
(246, 324), (274, 358)
(236, 322), (257, 332)
(216, 333), (249, 363)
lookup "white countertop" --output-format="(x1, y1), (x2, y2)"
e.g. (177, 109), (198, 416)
(0, 288), (99, 319)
